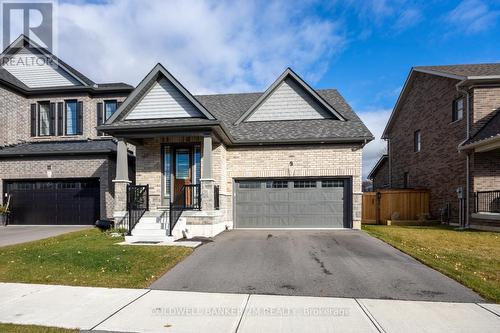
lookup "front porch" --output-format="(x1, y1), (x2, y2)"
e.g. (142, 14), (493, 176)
(113, 134), (228, 242)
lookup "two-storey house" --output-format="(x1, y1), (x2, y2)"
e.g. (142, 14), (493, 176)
(370, 63), (500, 230)
(0, 35), (133, 225)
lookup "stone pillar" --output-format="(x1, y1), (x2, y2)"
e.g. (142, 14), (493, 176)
(113, 138), (131, 214)
(201, 135), (215, 211)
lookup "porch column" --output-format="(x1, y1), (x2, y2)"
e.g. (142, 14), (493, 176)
(201, 135), (215, 211)
(113, 138), (131, 214)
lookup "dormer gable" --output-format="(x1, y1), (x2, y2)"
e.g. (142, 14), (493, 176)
(107, 64), (215, 123)
(235, 68), (345, 124)
(0, 35), (88, 88)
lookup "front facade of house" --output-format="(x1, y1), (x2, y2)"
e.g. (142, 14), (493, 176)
(0, 36), (133, 225)
(373, 64), (500, 230)
(101, 65), (373, 241)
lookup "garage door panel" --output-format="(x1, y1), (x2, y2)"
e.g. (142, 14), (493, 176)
(235, 179), (348, 229)
(5, 179), (100, 225)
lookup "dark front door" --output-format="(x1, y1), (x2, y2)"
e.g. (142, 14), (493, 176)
(4, 179), (100, 225)
(173, 148), (193, 204)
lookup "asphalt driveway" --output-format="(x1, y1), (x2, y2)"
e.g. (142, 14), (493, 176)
(0, 225), (91, 247)
(151, 230), (484, 302)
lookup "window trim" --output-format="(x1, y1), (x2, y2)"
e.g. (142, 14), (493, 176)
(414, 130), (421, 153)
(64, 99), (78, 136)
(452, 97), (464, 123)
(103, 99), (118, 121)
(36, 101), (51, 137)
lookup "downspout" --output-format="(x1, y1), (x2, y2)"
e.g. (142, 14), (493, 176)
(456, 81), (471, 228)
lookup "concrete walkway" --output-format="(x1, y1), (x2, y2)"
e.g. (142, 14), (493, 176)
(0, 283), (498, 333)
(0, 225), (91, 247)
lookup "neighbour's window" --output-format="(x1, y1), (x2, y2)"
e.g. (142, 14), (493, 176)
(239, 181), (261, 189)
(322, 180), (344, 188)
(294, 180), (317, 188)
(65, 100), (78, 135)
(266, 180), (288, 188)
(414, 130), (421, 152)
(104, 100), (118, 120)
(37, 102), (51, 136)
(452, 98), (464, 122)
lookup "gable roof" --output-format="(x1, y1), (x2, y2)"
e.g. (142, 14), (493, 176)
(102, 88), (373, 144)
(367, 155), (388, 180)
(106, 63), (215, 124)
(382, 62), (500, 139)
(234, 68), (345, 125)
(414, 63), (500, 79)
(0, 35), (132, 95)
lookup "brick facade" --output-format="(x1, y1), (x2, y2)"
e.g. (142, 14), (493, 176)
(0, 85), (128, 146)
(0, 155), (115, 218)
(133, 139), (363, 229)
(0, 84), (129, 220)
(386, 71), (500, 227)
(371, 159), (389, 190)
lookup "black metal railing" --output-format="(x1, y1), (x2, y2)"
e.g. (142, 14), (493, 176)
(214, 185), (220, 210)
(126, 184), (149, 235)
(475, 190), (500, 213)
(169, 184), (201, 236)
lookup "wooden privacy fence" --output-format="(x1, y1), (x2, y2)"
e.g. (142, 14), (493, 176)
(362, 189), (430, 224)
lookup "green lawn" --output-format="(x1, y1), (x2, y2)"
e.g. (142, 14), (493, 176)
(0, 229), (193, 288)
(0, 323), (77, 333)
(363, 225), (500, 303)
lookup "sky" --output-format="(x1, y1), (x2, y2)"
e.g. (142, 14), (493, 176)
(53, 0), (500, 178)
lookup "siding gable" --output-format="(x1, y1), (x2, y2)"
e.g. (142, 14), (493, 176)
(125, 77), (204, 120)
(246, 77), (333, 122)
(1, 47), (82, 88)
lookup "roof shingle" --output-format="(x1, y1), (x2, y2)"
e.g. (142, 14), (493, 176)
(0, 140), (118, 156)
(415, 63), (500, 78)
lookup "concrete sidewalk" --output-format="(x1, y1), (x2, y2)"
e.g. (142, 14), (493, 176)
(0, 283), (498, 333)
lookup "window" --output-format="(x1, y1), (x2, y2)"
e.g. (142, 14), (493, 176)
(163, 146), (171, 198)
(322, 180), (344, 188)
(404, 172), (410, 188)
(452, 98), (464, 122)
(414, 130), (421, 152)
(104, 100), (118, 120)
(266, 180), (288, 188)
(239, 181), (261, 189)
(175, 149), (190, 179)
(294, 180), (317, 188)
(38, 102), (51, 136)
(65, 100), (78, 135)
(193, 146), (201, 185)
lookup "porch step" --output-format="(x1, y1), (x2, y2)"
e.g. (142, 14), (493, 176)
(131, 228), (168, 237)
(125, 235), (175, 243)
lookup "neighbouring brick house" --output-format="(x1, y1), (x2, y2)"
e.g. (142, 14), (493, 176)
(100, 64), (373, 242)
(0, 35), (133, 225)
(371, 63), (500, 230)
(368, 155), (389, 190)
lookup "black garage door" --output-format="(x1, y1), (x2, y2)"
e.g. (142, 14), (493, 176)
(5, 179), (100, 225)
(234, 178), (351, 228)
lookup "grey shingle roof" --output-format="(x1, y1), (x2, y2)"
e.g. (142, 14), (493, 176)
(103, 89), (373, 143)
(195, 89), (373, 142)
(0, 139), (118, 156)
(415, 63), (500, 78)
(463, 110), (500, 146)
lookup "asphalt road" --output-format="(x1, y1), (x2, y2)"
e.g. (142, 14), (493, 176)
(151, 229), (484, 302)
(0, 225), (91, 247)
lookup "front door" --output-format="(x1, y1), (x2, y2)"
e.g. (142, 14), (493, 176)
(173, 148), (193, 204)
